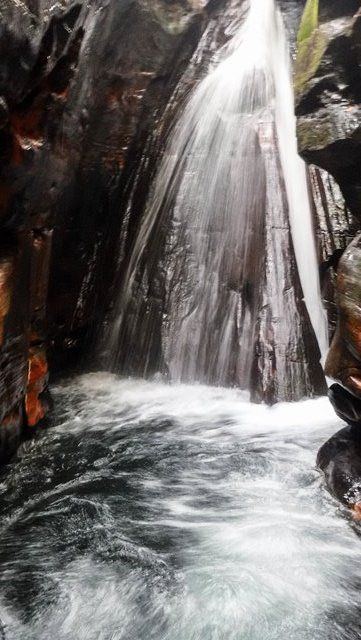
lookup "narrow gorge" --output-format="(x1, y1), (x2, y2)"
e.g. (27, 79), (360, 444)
(0, 0), (361, 638)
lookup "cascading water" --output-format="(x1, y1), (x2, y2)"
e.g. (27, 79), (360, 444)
(272, 15), (329, 360)
(107, 0), (328, 396)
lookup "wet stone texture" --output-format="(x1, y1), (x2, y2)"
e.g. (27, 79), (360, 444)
(309, 165), (357, 338)
(0, 0), (339, 456)
(251, 126), (326, 404)
(325, 234), (361, 397)
(295, 1), (361, 506)
(0, 0), (228, 457)
(295, 1), (361, 219)
(295, 0), (361, 396)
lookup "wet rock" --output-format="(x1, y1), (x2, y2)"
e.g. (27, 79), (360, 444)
(317, 414), (361, 520)
(97, 0), (249, 376)
(25, 345), (49, 427)
(251, 125), (326, 403)
(319, 243), (361, 516)
(0, 0), (222, 458)
(325, 234), (361, 397)
(328, 383), (361, 427)
(295, 1), (361, 218)
(309, 165), (356, 337)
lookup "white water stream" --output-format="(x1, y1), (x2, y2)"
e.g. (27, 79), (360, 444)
(0, 375), (359, 639)
(272, 4), (329, 359)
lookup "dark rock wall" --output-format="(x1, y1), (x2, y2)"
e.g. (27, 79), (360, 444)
(0, 0), (329, 457)
(309, 165), (357, 336)
(98, 0), (250, 377)
(251, 127), (326, 404)
(0, 0), (228, 455)
(295, 0), (361, 396)
(296, 0), (361, 218)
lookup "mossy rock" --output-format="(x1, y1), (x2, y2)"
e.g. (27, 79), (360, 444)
(297, 0), (319, 46)
(295, 0), (328, 99)
(297, 117), (334, 153)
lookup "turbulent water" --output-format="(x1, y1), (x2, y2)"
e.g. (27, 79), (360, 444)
(0, 374), (361, 639)
(108, 0), (328, 390)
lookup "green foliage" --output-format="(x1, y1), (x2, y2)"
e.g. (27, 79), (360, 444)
(297, 0), (319, 45)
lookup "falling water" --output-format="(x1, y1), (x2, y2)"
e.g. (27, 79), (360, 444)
(272, 12), (329, 359)
(108, 0), (328, 390)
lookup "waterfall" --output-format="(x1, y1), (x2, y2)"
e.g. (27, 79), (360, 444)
(272, 9), (329, 360)
(108, 0), (328, 394)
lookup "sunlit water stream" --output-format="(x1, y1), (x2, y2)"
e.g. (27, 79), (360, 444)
(0, 374), (360, 639)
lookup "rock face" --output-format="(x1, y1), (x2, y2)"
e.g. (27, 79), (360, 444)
(0, 0), (323, 457)
(295, 0), (361, 339)
(295, 1), (361, 509)
(318, 385), (361, 519)
(295, 0), (361, 390)
(296, 0), (361, 217)
(317, 420), (361, 519)
(250, 126), (326, 404)
(325, 234), (361, 395)
(101, 0), (326, 403)
(0, 0), (229, 457)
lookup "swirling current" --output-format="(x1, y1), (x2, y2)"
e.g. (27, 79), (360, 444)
(0, 374), (360, 639)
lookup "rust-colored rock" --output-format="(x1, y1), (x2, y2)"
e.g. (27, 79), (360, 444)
(25, 346), (48, 427)
(0, 257), (14, 344)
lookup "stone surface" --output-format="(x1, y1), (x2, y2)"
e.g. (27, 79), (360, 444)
(295, 1), (361, 217)
(318, 382), (361, 520)
(295, 0), (361, 411)
(328, 383), (361, 427)
(0, 0), (224, 457)
(0, 0), (327, 456)
(309, 165), (356, 337)
(317, 422), (361, 518)
(325, 234), (361, 396)
(250, 126), (326, 403)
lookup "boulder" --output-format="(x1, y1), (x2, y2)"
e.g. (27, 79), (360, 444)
(317, 420), (361, 519)
(325, 234), (361, 397)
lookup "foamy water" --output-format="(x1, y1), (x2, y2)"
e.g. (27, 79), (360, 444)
(0, 374), (359, 639)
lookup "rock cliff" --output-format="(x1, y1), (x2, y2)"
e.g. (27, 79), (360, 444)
(0, 0), (227, 457)
(295, 0), (361, 393)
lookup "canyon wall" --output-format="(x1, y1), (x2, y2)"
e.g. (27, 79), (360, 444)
(3, 0), (343, 458)
(0, 0), (233, 458)
(295, 0), (361, 399)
